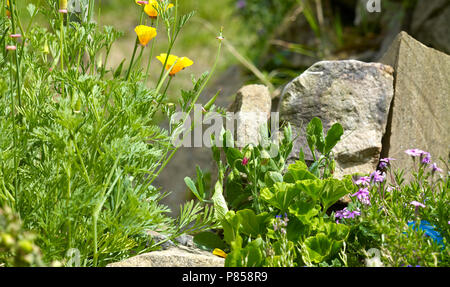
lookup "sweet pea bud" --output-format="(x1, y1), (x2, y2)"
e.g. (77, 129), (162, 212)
(6, 45), (17, 51)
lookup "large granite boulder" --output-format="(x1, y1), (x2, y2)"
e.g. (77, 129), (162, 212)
(280, 60), (394, 177)
(379, 32), (450, 170)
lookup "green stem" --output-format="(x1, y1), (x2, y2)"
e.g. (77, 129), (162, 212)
(144, 18), (158, 82)
(125, 38), (139, 80)
(9, 0), (21, 107)
(59, 12), (65, 97)
(8, 51), (18, 212)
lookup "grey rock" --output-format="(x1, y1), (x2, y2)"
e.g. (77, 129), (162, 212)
(411, 0), (450, 55)
(228, 84), (272, 147)
(280, 60), (394, 177)
(379, 32), (450, 171)
(107, 245), (225, 267)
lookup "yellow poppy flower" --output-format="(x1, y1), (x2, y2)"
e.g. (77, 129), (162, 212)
(134, 25), (157, 46)
(156, 53), (194, 75)
(140, 0), (174, 18)
(6, 0), (10, 17)
(212, 248), (227, 259)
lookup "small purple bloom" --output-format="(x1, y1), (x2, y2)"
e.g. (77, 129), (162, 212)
(335, 207), (361, 221)
(386, 186), (396, 193)
(352, 188), (371, 205)
(430, 163), (443, 173)
(242, 157), (249, 166)
(236, 0), (247, 9)
(410, 201), (426, 208)
(405, 149), (424, 157)
(421, 152), (431, 164)
(354, 176), (371, 186)
(371, 170), (385, 183)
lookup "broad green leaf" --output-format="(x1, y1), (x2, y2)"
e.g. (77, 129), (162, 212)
(225, 238), (265, 267)
(260, 182), (298, 212)
(284, 161), (317, 183)
(286, 216), (311, 242)
(303, 233), (332, 263)
(288, 201), (319, 224)
(224, 147), (244, 171)
(212, 180), (229, 221)
(264, 171), (283, 188)
(193, 231), (227, 251)
(324, 123), (344, 154)
(319, 222), (350, 255)
(221, 211), (239, 245)
(320, 179), (350, 212)
(236, 209), (269, 237)
(295, 179), (325, 202)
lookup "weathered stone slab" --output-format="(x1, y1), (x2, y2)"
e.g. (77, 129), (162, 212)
(107, 245), (224, 267)
(280, 60), (394, 177)
(379, 32), (450, 170)
(228, 84), (272, 147)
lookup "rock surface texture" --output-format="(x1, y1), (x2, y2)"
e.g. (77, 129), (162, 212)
(107, 245), (225, 267)
(380, 32), (450, 171)
(228, 84), (272, 147)
(280, 60), (394, 177)
(411, 0), (450, 55)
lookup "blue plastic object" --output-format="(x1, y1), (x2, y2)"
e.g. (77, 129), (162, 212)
(407, 220), (445, 247)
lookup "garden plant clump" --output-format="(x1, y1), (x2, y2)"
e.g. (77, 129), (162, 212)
(0, 1), (448, 268)
(187, 118), (449, 267)
(0, 0), (220, 266)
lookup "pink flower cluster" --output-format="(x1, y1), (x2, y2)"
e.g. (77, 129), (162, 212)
(405, 149), (443, 173)
(335, 208), (361, 223)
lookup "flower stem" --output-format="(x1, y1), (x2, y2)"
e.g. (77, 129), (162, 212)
(144, 18), (158, 83)
(125, 38), (139, 80)
(59, 12), (65, 97)
(8, 51), (18, 212)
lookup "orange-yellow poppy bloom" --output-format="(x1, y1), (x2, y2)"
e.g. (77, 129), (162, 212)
(156, 54), (194, 75)
(6, 0), (10, 17)
(134, 25), (157, 46)
(212, 248), (227, 259)
(136, 0), (174, 18)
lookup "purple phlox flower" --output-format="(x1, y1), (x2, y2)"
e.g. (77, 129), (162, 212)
(335, 207), (361, 221)
(405, 149), (424, 157)
(386, 186), (396, 193)
(410, 201), (426, 208)
(421, 152), (431, 164)
(354, 176), (371, 186)
(343, 208), (361, 219)
(430, 163), (443, 173)
(379, 157), (395, 169)
(236, 0), (247, 9)
(370, 170), (385, 183)
(352, 188), (371, 205)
